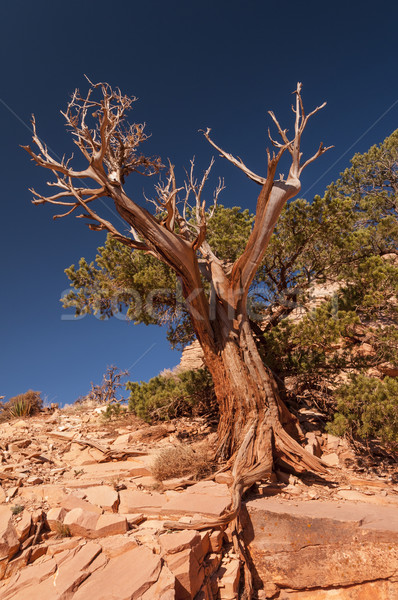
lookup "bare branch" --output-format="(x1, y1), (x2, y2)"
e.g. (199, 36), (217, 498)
(267, 112), (291, 152)
(202, 129), (266, 185)
(229, 83), (330, 300)
(299, 141), (334, 174)
(66, 182), (149, 251)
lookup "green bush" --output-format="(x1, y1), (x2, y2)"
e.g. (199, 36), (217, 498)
(0, 390), (43, 421)
(127, 368), (216, 422)
(101, 402), (127, 421)
(327, 375), (398, 446)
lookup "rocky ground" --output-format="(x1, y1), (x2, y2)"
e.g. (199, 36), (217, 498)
(0, 404), (397, 599)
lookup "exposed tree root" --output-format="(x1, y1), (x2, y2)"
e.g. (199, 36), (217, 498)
(163, 418), (327, 598)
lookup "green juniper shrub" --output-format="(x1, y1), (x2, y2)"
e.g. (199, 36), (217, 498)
(327, 375), (398, 447)
(127, 368), (216, 422)
(101, 402), (126, 421)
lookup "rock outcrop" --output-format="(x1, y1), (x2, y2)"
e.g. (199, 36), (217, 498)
(244, 497), (398, 599)
(0, 405), (397, 598)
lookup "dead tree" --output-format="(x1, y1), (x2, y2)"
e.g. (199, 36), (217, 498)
(24, 82), (331, 589)
(85, 365), (128, 405)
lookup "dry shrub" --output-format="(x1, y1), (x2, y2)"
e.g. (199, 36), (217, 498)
(0, 390), (42, 421)
(151, 445), (213, 482)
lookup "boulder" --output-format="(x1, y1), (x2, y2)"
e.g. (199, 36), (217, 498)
(84, 485), (119, 512)
(244, 497), (398, 596)
(141, 564), (175, 599)
(62, 507), (127, 538)
(46, 507), (68, 532)
(97, 534), (138, 558)
(209, 529), (224, 552)
(15, 510), (31, 542)
(165, 546), (204, 600)
(0, 506), (20, 565)
(322, 452), (340, 467)
(63, 508), (100, 537)
(61, 494), (103, 515)
(159, 530), (201, 555)
(94, 514), (128, 537)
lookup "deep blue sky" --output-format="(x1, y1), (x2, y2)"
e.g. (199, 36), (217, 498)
(1, 0), (398, 405)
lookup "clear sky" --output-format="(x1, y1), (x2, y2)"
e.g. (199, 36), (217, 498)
(1, 0), (398, 406)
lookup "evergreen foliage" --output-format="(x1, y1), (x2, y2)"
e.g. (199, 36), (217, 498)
(63, 130), (398, 446)
(127, 368), (216, 421)
(327, 375), (398, 446)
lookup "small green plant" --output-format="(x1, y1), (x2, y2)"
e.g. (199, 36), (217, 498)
(151, 445), (213, 482)
(327, 375), (398, 447)
(11, 504), (24, 515)
(73, 469), (85, 477)
(55, 523), (71, 538)
(101, 402), (125, 421)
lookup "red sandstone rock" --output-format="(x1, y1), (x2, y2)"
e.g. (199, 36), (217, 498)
(244, 497), (398, 594)
(63, 507), (100, 537)
(0, 506), (20, 565)
(46, 507), (68, 532)
(94, 513), (128, 537)
(61, 494), (103, 515)
(72, 545), (162, 600)
(165, 546), (205, 600)
(119, 489), (166, 514)
(84, 485), (119, 512)
(163, 481), (230, 517)
(141, 564), (175, 599)
(15, 510), (31, 542)
(159, 529), (201, 555)
(216, 558), (241, 599)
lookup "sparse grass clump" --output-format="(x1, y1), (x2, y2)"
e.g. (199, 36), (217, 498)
(11, 504), (24, 515)
(0, 390), (43, 422)
(55, 523), (71, 538)
(151, 445), (213, 482)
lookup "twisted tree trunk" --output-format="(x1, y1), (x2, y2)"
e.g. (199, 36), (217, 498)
(26, 80), (332, 600)
(195, 306), (326, 478)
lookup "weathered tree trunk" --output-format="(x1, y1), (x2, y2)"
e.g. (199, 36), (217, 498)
(197, 308), (325, 478)
(27, 80), (332, 600)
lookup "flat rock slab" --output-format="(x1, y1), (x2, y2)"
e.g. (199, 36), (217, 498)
(66, 460), (151, 482)
(244, 497), (398, 592)
(72, 545), (162, 600)
(246, 497), (398, 533)
(84, 486), (119, 512)
(18, 484), (68, 505)
(119, 489), (167, 514)
(278, 580), (398, 599)
(63, 508), (127, 538)
(163, 481), (230, 517)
